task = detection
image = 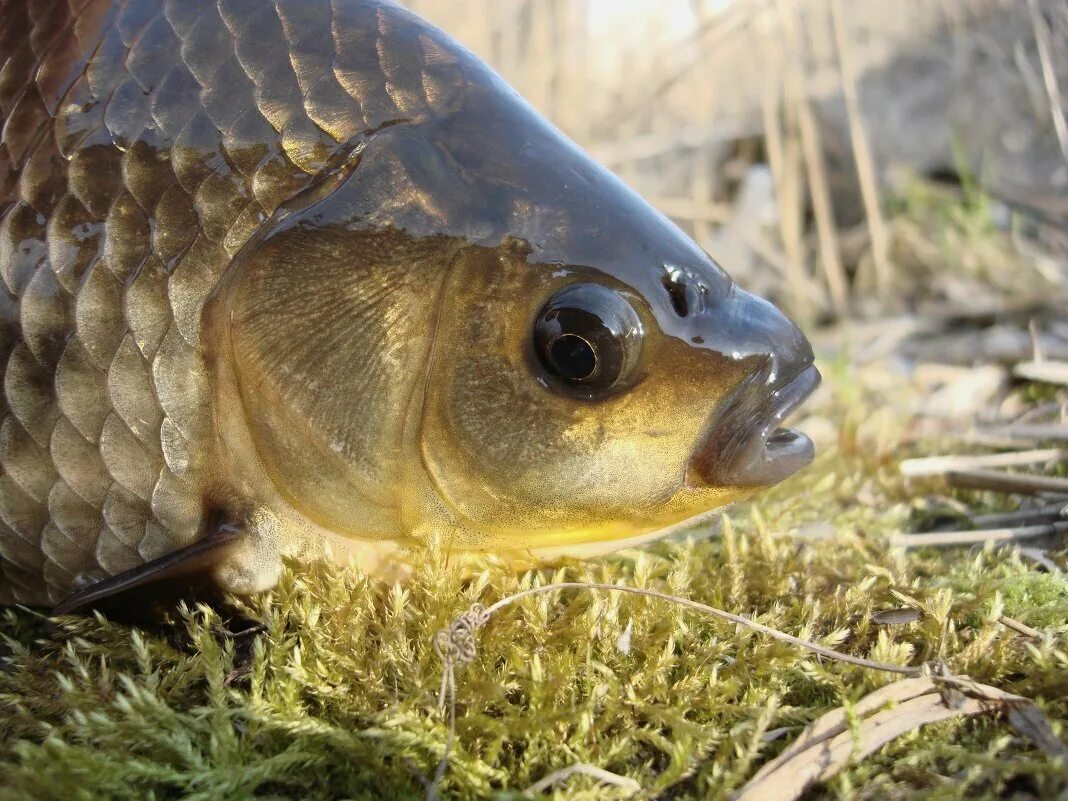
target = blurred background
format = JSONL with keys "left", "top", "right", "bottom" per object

{"left": 401, "top": 0, "right": 1068, "bottom": 332}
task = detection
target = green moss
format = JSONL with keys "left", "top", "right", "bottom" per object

{"left": 2, "top": 367, "right": 1066, "bottom": 800}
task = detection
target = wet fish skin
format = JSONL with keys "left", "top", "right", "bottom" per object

{"left": 0, "top": 0, "right": 480, "bottom": 606}
{"left": 0, "top": 0, "right": 819, "bottom": 611}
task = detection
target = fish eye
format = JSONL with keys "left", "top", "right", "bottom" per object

{"left": 533, "top": 283, "right": 643, "bottom": 398}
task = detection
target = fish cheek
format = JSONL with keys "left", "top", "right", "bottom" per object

{"left": 418, "top": 251, "right": 748, "bottom": 544}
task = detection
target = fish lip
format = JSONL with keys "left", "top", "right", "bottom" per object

{"left": 690, "top": 363, "right": 821, "bottom": 488}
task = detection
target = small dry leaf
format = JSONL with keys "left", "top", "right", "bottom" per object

{"left": 873, "top": 608, "right": 922, "bottom": 625}
{"left": 616, "top": 620, "right": 633, "bottom": 655}
{"left": 733, "top": 675, "right": 1068, "bottom": 801}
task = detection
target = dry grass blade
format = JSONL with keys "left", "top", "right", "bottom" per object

{"left": 522, "top": 763, "right": 641, "bottom": 798}
{"left": 1008, "top": 707, "right": 1068, "bottom": 759}
{"left": 890, "top": 520, "right": 1068, "bottom": 548}
{"left": 734, "top": 682, "right": 977, "bottom": 801}
{"left": 735, "top": 675, "right": 1066, "bottom": 801}
{"left": 829, "top": 0, "right": 891, "bottom": 294}
{"left": 1015, "top": 360, "right": 1068, "bottom": 386}
{"left": 900, "top": 449, "right": 1065, "bottom": 478}
{"left": 746, "top": 677, "right": 937, "bottom": 781}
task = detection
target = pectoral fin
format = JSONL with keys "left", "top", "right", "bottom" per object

{"left": 53, "top": 522, "right": 245, "bottom": 616}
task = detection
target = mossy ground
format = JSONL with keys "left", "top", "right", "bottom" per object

{"left": 1, "top": 358, "right": 1065, "bottom": 801}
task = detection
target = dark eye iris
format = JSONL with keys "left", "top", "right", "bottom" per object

{"left": 533, "top": 283, "right": 643, "bottom": 398}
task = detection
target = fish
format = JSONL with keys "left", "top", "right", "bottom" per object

{"left": 0, "top": 0, "right": 820, "bottom": 613}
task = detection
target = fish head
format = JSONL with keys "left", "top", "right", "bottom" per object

{"left": 413, "top": 104, "right": 821, "bottom": 555}
{"left": 215, "top": 41, "right": 820, "bottom": 560}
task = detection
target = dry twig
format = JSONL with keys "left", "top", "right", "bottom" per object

{"left": 891, "top": 520, "right": 1068, "bottom": 548}
{"left": 944, "top": 469, "right": 1068, "bottom": 496}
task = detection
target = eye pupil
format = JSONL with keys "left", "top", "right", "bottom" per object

{"left": 549, "top": 334, "right": 597, "bottom": 380}
{"left": 533, "top": 282, "right": 643, "bottom": 398}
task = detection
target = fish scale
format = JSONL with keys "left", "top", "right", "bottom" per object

{"left": 0, "top": 0, "right": 459, "bottom": 605}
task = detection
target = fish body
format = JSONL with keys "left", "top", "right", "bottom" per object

{"left": 0, "top": 0, "right": 818, "bottom": 610}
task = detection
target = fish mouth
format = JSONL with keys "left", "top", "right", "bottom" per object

{"left": 690, "top": 363, "right": 821, "bottom": 488}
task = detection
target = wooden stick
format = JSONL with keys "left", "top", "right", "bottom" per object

{"left": 945, "top": 469, "right": 1068, "bottom": 496}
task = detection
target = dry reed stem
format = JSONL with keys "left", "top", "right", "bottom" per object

{"left": 1027, "top": 0, "right": 1068, "bottom": 165}
{"left": 776, "top": 0, "right": 849, "bottom": 315}
{"left": 828, "top": 0, "right": 891, "bottom": 295}
{"left": 758, "top": 26, "right": 812, "bottom": 320}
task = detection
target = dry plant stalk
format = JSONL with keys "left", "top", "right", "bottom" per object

{"left": 1027, "top": 0, "right": 1068, "bottom": 164}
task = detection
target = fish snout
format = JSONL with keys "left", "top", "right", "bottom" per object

{"left": 729, "top": 288, "right": 814, "bottom": 388}
{"left": 690, "top": 288, "right": 821, "bottom": 488}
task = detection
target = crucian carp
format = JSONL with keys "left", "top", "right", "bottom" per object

{"left": 0, "top": 0, "right": 819, "bottom": 612}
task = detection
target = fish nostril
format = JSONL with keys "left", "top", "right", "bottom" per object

{"left": 661, "top": 266, "right": 714, "bottom": 319}
{"left": 661, "top": 272, "right": 690, "bottom": 318}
